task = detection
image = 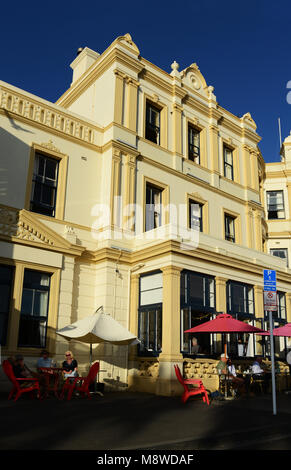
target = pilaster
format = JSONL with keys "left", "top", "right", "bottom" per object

{"left": 114, "top": 70, "right": 125, "bottom": 125}
{"left": 156, "top": 266, "right": 183, "bottom": 396}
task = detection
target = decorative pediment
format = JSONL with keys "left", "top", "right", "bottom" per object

{"left": 0, "top": 206, "right": 84, "bottom": 255}
{"left": 115, "top": 33, "right": 140, "bottom": 55}
{"left": 241, "top": 112, "right": 257, "bottom": 131}
{"left": 180, "top": 63, "right": 208, "bottom": 94}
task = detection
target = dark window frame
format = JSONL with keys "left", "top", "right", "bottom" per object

{"left": 188, "top": 199, "right": 203, "bottom": 232}
{"left": 223, "top": 145, "right": 234, "bottom": 181}
{"left": 225, "top": 213, "right": 236, "bottom": 243}
{"left": 18, "top": 269, "right": 51, "bottom": 348}
{"left": 270, "top": 248, "right": 288, "bottom": 267}
{"left": 145, "top": 101, "right": 161, "bottom": 145}
{"left": 145, "top": 183, "right": 163, "bottom": 232}
{"left": 30, "top": 152, "right": 59, "bottom": 217}
{"left": 188, "top": 125, "right": 200, "bottom": 163}
{"left": 181, "top": 270, "right": 216, "bottom": 357}
{"left": 267, "top": 190, "right": 285, "bottom": 220}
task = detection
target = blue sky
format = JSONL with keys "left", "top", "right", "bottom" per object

{"left": 1, "top": 0, "right": 291, "bottom": 163}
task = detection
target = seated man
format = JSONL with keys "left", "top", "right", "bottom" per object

{"left": 37, "top": 350, "right": 54, "bottom": 371}
{"left": 251, "top": 356, "right": 270, "bottom": 393}
{"left": 13, "top": 355, "right": 39, "bottom": 388}
{"left": 216, "top": 354, "right": 245, "bottom": 396}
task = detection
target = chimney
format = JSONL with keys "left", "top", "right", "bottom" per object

{"left": 70, "top": 47, "right": 100, "bottom": 84}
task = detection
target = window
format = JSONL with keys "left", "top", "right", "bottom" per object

{"left": 188, "top": 125, "right": 200, "bottom": 163}
{"left": 138, "top": 272, "right": 163, "bottom": 356}
{"left": 145, "top": 183, "right": 162, "bottom": 231}
{"left": 189, "top": 200, "right": 203, "bottom": 232}
{"left": 181, "top": 271, "right": 215, "bottom": 356}
{"left": 18, "top": 269, "right": 51, "bottom": 348}
{"left": 145, "top": 102, "right": 160, "bottom": 145}
{"left": 223, "top": 146, "right": 234, "bottom": 180}
{"left": 227, "top": 281, "right": 255, "bottom": 357}
{"left": 267, "top": 191, "right": 285, "bottom": 219}
{"left": 277, "top": 292, "right": 287, "bottom": 321}
{"left": 227, "top": 281, "right": 254, "bottom": 317}
{"left": 225, "top": 214, "right": 235, "bottom": 243}
{"left": 270, "top": 248, "right": 288, "bottom": 267}
{"left": 30, "top": 152, "right": 59, "bottom": 217}
{"left": 0, "top": 265, "right": 14, "bottom": 346}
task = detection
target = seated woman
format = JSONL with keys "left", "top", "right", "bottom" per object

{"left": 62, "top": 351, "right": 78, "bottom": 380}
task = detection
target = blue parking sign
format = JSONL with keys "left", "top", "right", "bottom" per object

{"left": 263, "top": 269, "right": 277, "bottom": 291}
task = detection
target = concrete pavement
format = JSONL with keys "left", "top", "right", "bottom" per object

{"left": 1, "top": 390, "right": 291, "bottom": 452}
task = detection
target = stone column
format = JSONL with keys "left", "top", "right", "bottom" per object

{"left": 110, "top": 149, "right": 122, "bottom": 227}
{"left": 123, "top": 153, "right": 137, "bottom": 232}
{"left": 128, "top": 273, "right": 140, "bottom": 389}
{"left": 156, "top": 266, "right": 183, "bottom": 396}
{"left": 114, "top": 70, "right": 125, "bottom": 125}
{"left": 215, "top": 276, "right": 227, "bottom": 312}
{"left": 286, "top": 293, "right": 291, "bottom": 323}
{"left": 126, "top": 77, "right": 139, "bottom": 132}
{"left": 209, "top": 125, "right": 219, "bottom": 174}
{"left": 243, "top": 145, "right": 252, "bottom": 189}
{"left": 6, "top": 264, "right": 24, "bottom": 350}
{"left": 172, "top": 103, "right": 183, "bottom": 156}
{"left": 254, "top": 210, "right": 263, "bottom": 252}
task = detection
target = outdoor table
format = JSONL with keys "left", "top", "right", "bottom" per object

{"left": 217, "top": 372, "right": 235, "bottom": 399}
{"left": 39, "top": 367, "right": 63, "bottom": 399}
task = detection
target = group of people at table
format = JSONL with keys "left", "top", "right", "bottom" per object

{"left": 216, "top": 353, "right": 271, "bottom": 397}
{"left": 9, "top": 349, "right": 79, "bottom": 394}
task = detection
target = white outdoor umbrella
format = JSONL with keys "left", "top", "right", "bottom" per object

{"left": 56, "top": 306, "right": 140, "bottom": 364}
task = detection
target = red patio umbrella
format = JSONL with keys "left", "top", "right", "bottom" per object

{"left": 257, "top": 323, "right": 291, "bottom": 337}
{"left": 184, "top": 312, "right": 266, "bottom": 357}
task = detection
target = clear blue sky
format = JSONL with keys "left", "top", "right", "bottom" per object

{"left": 1, "top": 0, "right": 291, "bottom": 163}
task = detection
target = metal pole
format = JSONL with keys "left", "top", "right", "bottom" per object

{"left": 269, "top": 310, "right": 277, "bottom": 415}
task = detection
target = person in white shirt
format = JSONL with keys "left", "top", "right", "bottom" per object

{"left": 226, "top": 358, "right": 246, "bottom": 395}
{"left": 251, "top": 356, "right": 265, "bottom": 375}
{"left": 251, "top": 356, "right": 270, "bottom": 393}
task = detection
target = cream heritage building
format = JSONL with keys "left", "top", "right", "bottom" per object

{"left": 0, "top": 33, "right": 291, "bottom": 395}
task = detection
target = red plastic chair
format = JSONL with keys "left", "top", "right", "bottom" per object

{"left": 60, "top": 361, "right": 100, "bottom": 400}
{"left": 2, "top": 360, "right": 40, "bottom": 402}
{"left": 174, "top": 364, "right": 209, "bottom": 405}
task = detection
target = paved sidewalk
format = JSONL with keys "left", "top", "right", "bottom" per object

{"left": 1, "top": 390, "right": 291, "bottom": 451}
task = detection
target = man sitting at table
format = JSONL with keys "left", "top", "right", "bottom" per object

{"left": 37, "top": 350, "right": 54, "bottom": 371}
{"left": 216, "top": 354, "right": 245, "bottom": 396}
{"left": 251, "top": 356, "right": 270, "bottom": 393}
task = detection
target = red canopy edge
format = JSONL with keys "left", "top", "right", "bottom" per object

{"left": 184, "top": 313, "right": 267, "bottom": 334}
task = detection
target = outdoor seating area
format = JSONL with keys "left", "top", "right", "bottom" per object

{"left": 2, "top": 358, "right": 102, "bottom": 402}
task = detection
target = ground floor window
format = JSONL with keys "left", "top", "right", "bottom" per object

{"left": 138, "top": 271, "right": 163, "bottom": 356}
{"left": 181, "top": 270, "right": 216, "bottom": 356}
{"left": 138, "top": 306, "right": 162, "bottom": 356}
{"left": 18, "top": 269, "right": 51, "bottom": 348}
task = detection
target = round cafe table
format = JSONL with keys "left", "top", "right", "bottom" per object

{"left": 39, "top": 367, "right": 63, "bottom": 399}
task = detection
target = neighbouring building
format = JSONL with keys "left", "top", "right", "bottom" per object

{"left": 0, "top": 33, "right": 290, "bottom": 395}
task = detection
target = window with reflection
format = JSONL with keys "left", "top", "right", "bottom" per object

{"left": 30, "top": 152, "right": 59, "bottom": 217}
{"left": 181, "top": 271, "right": 216, "bottom": 356}
{"left": 18, "top": 269, "right": 51, "bottom": 348}
{"left": 138, "top": 272, "right": 162, "bottom": 356}
{"left": 227, "top": 281, "right": 256, "bottom": 357}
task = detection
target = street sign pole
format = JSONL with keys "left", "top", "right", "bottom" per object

{"left": 269, "top": 310, "right": 277, "bottom": 416}
{"left": 263, "top": 269, "right": 277, "bottom": 416}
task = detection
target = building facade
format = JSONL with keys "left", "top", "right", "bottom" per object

{"left": 0, "top": 33, "right": 290, "bottom": 395}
